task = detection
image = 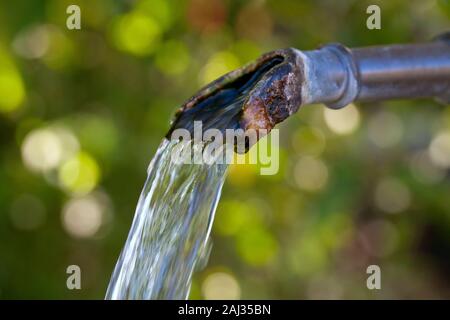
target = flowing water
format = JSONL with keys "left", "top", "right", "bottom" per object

{"left": 106, "top": 56, "right": 283, "bottom": 300}
{"left": 106, "top": 139, "right": 228, "bottom": 299}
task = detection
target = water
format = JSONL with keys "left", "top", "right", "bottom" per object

{"left": 106, "top": 139, "right": 228, "bottom": 299}
{"left": 106, "top": 55, "right": 283, "bottom": 300}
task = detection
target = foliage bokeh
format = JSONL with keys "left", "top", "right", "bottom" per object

{"left": 0, "top": 0, "right": 449, "bottom": 299}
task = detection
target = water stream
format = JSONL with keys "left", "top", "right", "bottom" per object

{"left": 106, "top": 56, "right": 284, "bottom": 300}
{"left": 106, "top": 139, "right": 228, "bottom": 299}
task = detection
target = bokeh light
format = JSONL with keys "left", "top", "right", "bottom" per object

{"left": 323, "top": 104, "right": 360, "bottom": 135}
{"left": 186, "top": 0, "right": 227, "bottom": 34}
{"left": 215, "top": 200, "right": 261, "bottom": 236}
{"left": 428, "top": 130, "right": 450, "bottom": 168}
{"left": 227, "top": 162, "right": 257, "bottom": 188}
{"left": 12, "top": 25, "right": 50, "bottom": 60}
{"left": 75, "top": 114, "right": 118, "bottom": 159}
{"left": 62, "top": 194, "right": 105, "bottom": 239}
{"left": 374, "top": 177, "right": 411, "bottom": 214}
{"left": 40, "top": 25, "right": 76, "bottom": 70}
{"left": 294, "top": 156, "right": 328, "bottom": 192}
{"left": 136, "top": 0, "right": 173, "bottom": 31}
{"left": 200, "top": 51, "right": 240, "bottom": 85}
{"left": 112, "top": 11, "right": 161, "bottom": 56}
{"left": 409, "top": 150, "right": 446, "bottom": 185}
{"left": 368, "top": 111, "right": 403, "bottom": 148}
{"left": 154, "top": 40, "right": 190, "bottom": 76}
{"left": 21, "top": 126, "right": 79, "bottom": 173}
{"left": 202, "top": 272, "right": 241, "bottom": 300}
{"left": 22, "top": 128, "right": 62, "bottom": 172}
{"left": 0, "top": 46, "right": 25, "bottom": 113}
{"left": 236, "top": 226, "right": 278, "bottom": 266}
{"left": 58, "top": 151, "right": 100, "bottom": 195}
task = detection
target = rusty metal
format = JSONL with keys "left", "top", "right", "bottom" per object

{"left": 239, "top": 49, "right": 303, "bottom": 133}
{"left": 167, "top": 33, "right": 450, "bottom": 152}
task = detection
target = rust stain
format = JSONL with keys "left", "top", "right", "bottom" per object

{"left": 241, "top": 49, "right": 303, "bottom": 136}
{"left": 167, "top": 48, "right": 304, "bottom": 152}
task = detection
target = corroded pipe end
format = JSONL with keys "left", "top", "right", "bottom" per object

{"left": 166, "top": 48, "right": 304, "bottom": 152}
{"left": 239, "top": 48, "right": 303, "bottom": 134}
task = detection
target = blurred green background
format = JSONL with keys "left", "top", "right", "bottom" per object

{"left": 0, "top": 0, "right": 449, "bottom": 299}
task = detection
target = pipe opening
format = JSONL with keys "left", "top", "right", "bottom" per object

{"left": 166, "top": 56, "right": 284, "bottom": 138}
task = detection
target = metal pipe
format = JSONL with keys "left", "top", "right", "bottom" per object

{"left": 353, "top": 41, "right": 450, "bottom": 103}
{"left": 168, "top": 33, "right": 450, "bottom": 150}
{"left": 297, "top": 35, "right": 450, "bottom": 109}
